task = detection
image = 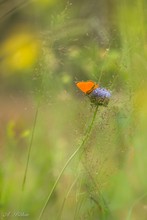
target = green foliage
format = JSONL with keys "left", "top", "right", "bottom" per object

{"left": 1, "top": 0, "right": 147, "bottom": 219}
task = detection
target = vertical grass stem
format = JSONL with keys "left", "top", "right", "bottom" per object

{"left": 38, "top": 105, "right": 99, "bottom": 219}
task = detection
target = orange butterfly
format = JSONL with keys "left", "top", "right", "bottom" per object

{"left": 76, "top": 80, "right": 99, "bottom": 94}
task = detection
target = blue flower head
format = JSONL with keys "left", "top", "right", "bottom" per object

{"left": 88, "top": 87, "right": 111, "bottom": 106}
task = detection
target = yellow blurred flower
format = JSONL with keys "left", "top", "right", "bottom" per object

{"left": 134, "top": 88, "right": 147, "bottom": 111}
{"left": 133, "top": 88, "right": 147, "bottom": 123}
{"left": 35, "top": 0, "right": 57, "bottom": 8}
{"left": 1, "top": 28, "right": 41, "bottom": 72}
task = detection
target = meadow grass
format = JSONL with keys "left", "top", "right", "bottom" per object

{"left": 1, "top": 0, "right": 147, "bottom": 220}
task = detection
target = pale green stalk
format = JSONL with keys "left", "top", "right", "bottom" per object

{"left": 126, "top": 192, "right": 147, "bottom": 220}
{"left": 38, "top": 105, "right": 99, "bottom": 220}
{"left": 22, "top": 103, "right": 40, "bottom": 191}
{"left": 57, "top": 177, "right": 78, "bottom": 220}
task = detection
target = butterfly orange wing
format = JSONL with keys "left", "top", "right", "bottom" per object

{"left": 76, "top": 81, "right": 99, "bottom": 94}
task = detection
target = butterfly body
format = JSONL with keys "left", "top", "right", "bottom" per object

{"left": 76, "top": 80, "right": 111, "bottom": 106}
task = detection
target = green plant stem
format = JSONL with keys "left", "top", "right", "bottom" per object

{"left": 57, "top": 177, "right": 78, "bottom": 220}
{"left": 22, "top": 104, "right": 39, "bottom": 191}
{"left": 38, "top": 105, "right": 99, "bottom": 220}
{"left": 126, "top": 192, "right": 147, "bottom": 220}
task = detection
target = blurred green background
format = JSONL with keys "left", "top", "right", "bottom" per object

{"left": 0, "top": 0, "right": 147, "bottom": 219}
